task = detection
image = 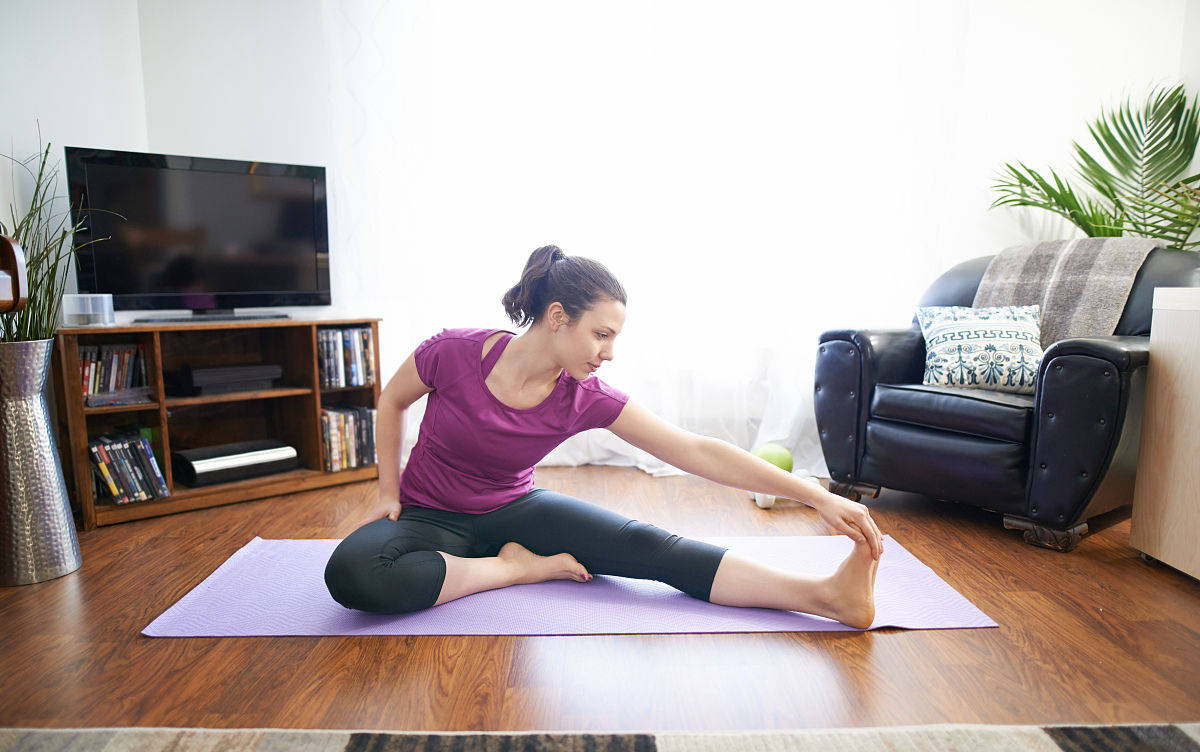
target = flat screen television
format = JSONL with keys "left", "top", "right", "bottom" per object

{"left": 64, "top": 146, "right": 330, "bottom": 321}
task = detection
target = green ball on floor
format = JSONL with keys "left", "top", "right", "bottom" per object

{"left": 753, "top": 442, "right": 793, "bottom": 472}
{"left": 751, "top": 442, "right": 793, "bottom": 509}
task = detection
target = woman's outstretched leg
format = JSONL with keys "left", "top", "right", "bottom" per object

{"left": 433, "top": 543, "right": 591, "bottom": 606}
{"left": 474, "top": 487, "right": 881, "bottom": 629}
{"left": 708, "top": 539, "right": 880, "bottom": 628}
{"left": 472, "top": 488, "right": 728, "bottom": 603}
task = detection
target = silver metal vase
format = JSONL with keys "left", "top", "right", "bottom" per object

{"left": 0, "top": 338, "right": 82, "bottom": 586}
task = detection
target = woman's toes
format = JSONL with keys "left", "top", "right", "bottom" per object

{"left": 572, "top": 563, "right": 591, "bottom": 582}
{"left": 572, "top": 562, "right": 590, "bottom": 581}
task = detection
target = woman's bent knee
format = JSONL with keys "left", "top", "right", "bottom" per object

{"left": 324, "top": 544, "right": 447, "bottom": 614}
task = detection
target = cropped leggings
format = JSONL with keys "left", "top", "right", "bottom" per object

{"left": 323, "top": 487, "right": 730, "bottom": 614}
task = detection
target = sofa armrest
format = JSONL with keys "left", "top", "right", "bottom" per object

{"left": 1040, "top": 335, "right": 1150, "bottom": 373}
{"left": 818, "top": 328, "right": 927, "bottom": 385}
{"left": 815, "top": 328, "right": 925, "bottom": 482}
{"left": 1026, "top": 335, "right": 1149, "bottom": 525}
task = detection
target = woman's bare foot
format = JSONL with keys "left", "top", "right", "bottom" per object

{"left": 498, "top": 541, "right": 592, "bottom": 584}
{"left": 818, "top": 539, "right": 881, "bottom": 629}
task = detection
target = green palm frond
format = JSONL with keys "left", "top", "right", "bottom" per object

{"left": 991, "top": 84, "right": 1200, "bottom": 251}
{"left": 1119, "top": 173, "right": 1200, "bottom": 250}
{"left": 991, "top": 162, "right": 1123, "bottom": 237}
{"left": 1073, "top": 84, "right": 1200, "bottom": 227}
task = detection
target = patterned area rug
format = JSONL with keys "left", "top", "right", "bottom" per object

{"left": 1, "top": 723, "right": 1198, "bottom": 751}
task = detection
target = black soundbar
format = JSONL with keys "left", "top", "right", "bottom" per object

{"left": 171, "top": 439, "right": 299, "bottom": 487}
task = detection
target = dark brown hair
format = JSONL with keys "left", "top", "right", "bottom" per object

{"left": 501, "top": 245, "right": 627, "bottom": 329}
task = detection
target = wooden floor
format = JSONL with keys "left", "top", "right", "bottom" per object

{"left": 1, "top": 465, "right": 1197, "bottom": 731}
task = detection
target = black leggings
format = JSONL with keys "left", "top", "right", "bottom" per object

{"left": 323, "top": 487, "right": 729, "bottom": 614}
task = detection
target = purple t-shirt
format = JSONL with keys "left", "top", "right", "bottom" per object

{"left": 398, "top": 327, "right": 630, "bottom": 514}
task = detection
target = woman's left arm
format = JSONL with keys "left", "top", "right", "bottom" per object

{"left": 607, "top": 400, "right": 883, "bottom": 559}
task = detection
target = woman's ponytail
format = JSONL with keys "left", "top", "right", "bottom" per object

{"left": 502, "top": 245, "right": 623, "bottom": 328}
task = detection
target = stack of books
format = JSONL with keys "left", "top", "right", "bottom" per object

{"left": 320, "top": 406, "right": 377, "bottom": 471}
{"left": 78, "top": 344, "right": 152, "bottom": 406}
{"left": 89, "top": 431, "right": 169, "bottom": 504}
{"left": 318, "top": 327, "right": 376, "bottom": 388}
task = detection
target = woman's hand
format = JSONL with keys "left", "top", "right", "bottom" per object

{"left": 357, "top": 496, "right": 402, "bottom": 528}
{"left": 812, "top": 489, "right": 884, "bottom": 559}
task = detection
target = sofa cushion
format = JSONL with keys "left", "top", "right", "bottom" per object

{"left": 870, "top": 383, "right": 1034, "bottom": 443}
{"left": 915, "top": 305, "right": 1043, "bottom": 394}
{"left": 859, "top": 419, "right": 1028, "bottom": 515}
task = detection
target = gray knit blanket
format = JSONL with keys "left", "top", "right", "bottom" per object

{"left": 972, "top": 237, "right": 1160, "bottom": 347}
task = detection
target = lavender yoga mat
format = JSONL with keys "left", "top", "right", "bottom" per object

{"left": 141, "top": 534, "right": 996, "bottom": 636}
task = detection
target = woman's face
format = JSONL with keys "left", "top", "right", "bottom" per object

{"left": 553, "top": 299, "right": 626, "bottom": 380}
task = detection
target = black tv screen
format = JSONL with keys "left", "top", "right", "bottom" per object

{"left": 64, "top": 147, "right": 331, "bottom": 313}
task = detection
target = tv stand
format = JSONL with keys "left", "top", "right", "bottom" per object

{"left": 51, "top": 317, "right": 381, "bottom": 530}
{"left": 134, "top": 309, "right": 291, "bottom": 323}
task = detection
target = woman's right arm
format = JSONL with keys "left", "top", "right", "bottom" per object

{"left": 375, "top": 399, "right": 406, "bottom": 503}
{"left": 360, "top": 351, "right": 434, "bottom": 526}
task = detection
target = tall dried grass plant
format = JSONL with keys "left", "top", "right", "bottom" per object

{"left": 1, "top": 134, "right": 112, "bottom": 342}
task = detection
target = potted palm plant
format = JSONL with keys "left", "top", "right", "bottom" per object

{"left": 992, "top": 83, "right": 1200, "bottom": 250}
{"left": 0, "top": 136, "right": 107, "bottom": 585}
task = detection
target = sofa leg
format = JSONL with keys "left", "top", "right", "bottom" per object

{"left": 1002, "top": 515, "right": 1089, "bottom": 552}
{"left": 828, "top": 481, "right": 880, "bottom": 503}
{"left": 827, "top": 481, "right": 860, "bottom": 501}
{"left": 856, "top": 483, "right": 881, "bottom": 499}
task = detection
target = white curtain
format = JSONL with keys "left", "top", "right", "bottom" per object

{"left": 312, "top": 0, "right": 1185, "bottom": 484}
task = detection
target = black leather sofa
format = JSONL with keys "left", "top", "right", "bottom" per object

{"left": 813, "top": 247, "right": 1200, "bottom": 551}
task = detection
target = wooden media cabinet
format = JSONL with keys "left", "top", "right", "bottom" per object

{"left": 50, "top": 317, "right": 381, "bottom": 530}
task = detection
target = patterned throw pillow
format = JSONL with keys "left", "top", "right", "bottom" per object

{"left": 914, "top": 305, "right": 1044, "bottom": 394}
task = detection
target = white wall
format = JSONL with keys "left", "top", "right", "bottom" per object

{"left": 1184, "top": 0, "right": 1200, "bottom": 95}
{"left": 137, "top": 0, "right": 333, "bottom": 169}
{"left": 0, "top": 0, "right": 148, "bottom": 233}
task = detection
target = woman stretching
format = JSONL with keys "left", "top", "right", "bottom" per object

{"left": 324, "top": 246, "right": 884, "bottom": 629}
